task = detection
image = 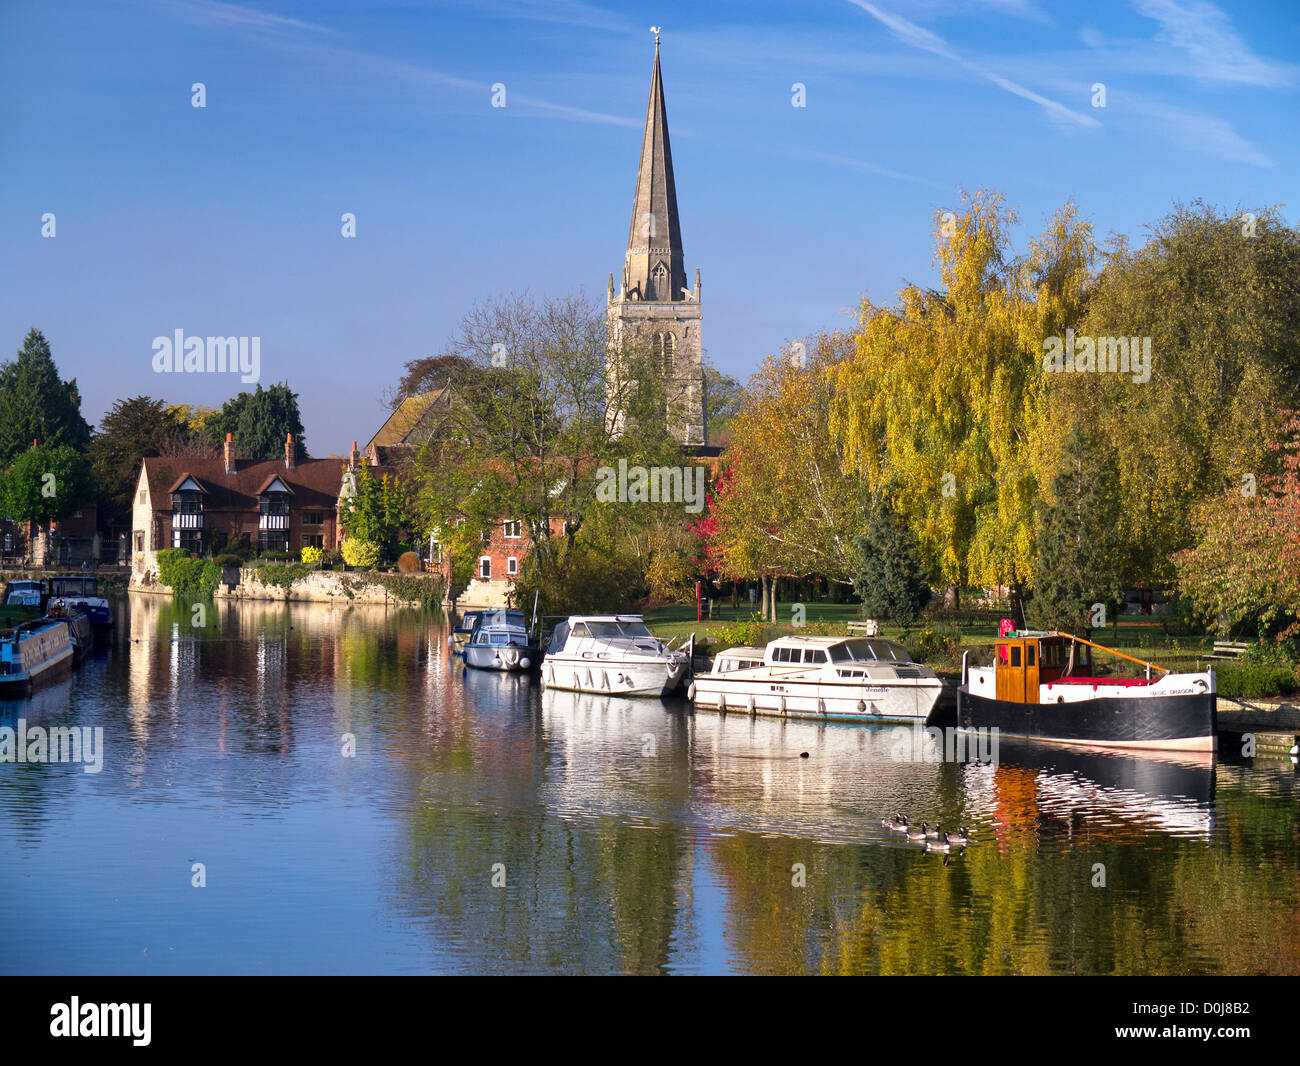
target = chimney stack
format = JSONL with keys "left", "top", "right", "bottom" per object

{"left": 224, "top": 433, "right": 235, "bottom": 475}
{"left": 348, "top": 440, "right": 359, "bottom": 470}
{"left": 285, "top": 433, "right": 296, "bottom": 470}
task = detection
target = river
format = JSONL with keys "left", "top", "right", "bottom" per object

{"left": 1, "top": 596, "right": 1296, "bottom": 975}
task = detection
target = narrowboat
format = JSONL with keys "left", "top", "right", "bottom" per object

{"left": 0, "top": 616, "right": 76, "bottom": 698}
{"left": 957, "top": 629, "right": 1216, "bottom": 752}
{"left": 47, "top": 601, "right": 94, "bottom": 664}
{"left": 463, "top": 608, "right": 539, "bottom": 672}
{"left": 689, "top": 635, "right": 943, "bottom": 722}
{"left": 541, "top": 615, "right": 689, "bottom": 696}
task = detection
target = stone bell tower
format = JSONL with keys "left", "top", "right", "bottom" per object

{"left": 606, "top": 33, "right": 706, "bottom": 447}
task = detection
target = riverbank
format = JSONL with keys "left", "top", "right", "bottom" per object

{"left": 130, "top": 567, "right": 443, "bottom": 607}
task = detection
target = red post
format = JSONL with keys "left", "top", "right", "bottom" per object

{"left": 696, "top": 580, "right": 702, "bottom": 622}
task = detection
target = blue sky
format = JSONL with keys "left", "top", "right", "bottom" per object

{"left": 2, "top": 0, "right": 1296, "bottom": 455}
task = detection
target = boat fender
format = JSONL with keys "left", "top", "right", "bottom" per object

{"left": 687, "top": 682, "right": 696, "bottom": 701}
{"left": 779, "top": 695, "right": 787, "bottom": 717}
{"left": 747, "top": 694, "right": 756, "bottom": 716}
{"left": 521, "top": 658, "right": 531, "bottom": 669}
{"left": 857, "top": 699, "right": 866, "bottom": 712}
{"left": 818, "top": 697, "right": 827, "bottom": 717}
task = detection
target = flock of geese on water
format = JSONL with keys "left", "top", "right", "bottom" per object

{"left": 881, "top": 815, "right": 972, "bottom": 855}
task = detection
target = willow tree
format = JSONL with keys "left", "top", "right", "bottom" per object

{"left": 1051, "top": 202, "right": 1300, "bottom": 584}
{"left": 831, "top": 190, "right": 1096, "bottom": 599}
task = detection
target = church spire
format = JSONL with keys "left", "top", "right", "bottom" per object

{"left": 623, "top": 35, "right": 687, "bottom": 304}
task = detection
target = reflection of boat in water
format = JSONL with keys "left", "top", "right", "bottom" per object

{"left": 959, "top": 629, "right": 1216, "bottom": 752}
{"left": 689, "top": 636, "right": 942, "bottom": 723}
{"left": 966, "top": 739, "right": 1216, "bottom": 839}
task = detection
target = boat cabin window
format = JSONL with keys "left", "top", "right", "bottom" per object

{"left": 803, "top": 649, "right": 827, "bottom": 663}
{"left": 1027, "top": 644, "right": 1035, "bottom": 666}
{"left": 615, "top": 620, "right": 653, "bottom": 638}
{"left": 772, "top": 647, "right": 798, "bottom": 663}
{"left": 479, "top": 610, "right": 525, "bottom": 629}
{"left": 1010, "top": 646, "right": 1021, "bottom": 667}
{"left": 571, "top": 622, "right": 592, "bottom": 639}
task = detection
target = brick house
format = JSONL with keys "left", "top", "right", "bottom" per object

{"left": 131, "top": 434, "right": 388, "bottom": 578}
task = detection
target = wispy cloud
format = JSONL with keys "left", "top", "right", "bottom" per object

{"left": 796, "top": 148, "right": 947, "bottom": 191}
{"left": 1132, "top": 0, "right": 1293, "bottom": 88}
{"left": 157, "top": 0, "right": 638, "bottom": 126}
{"left": 845, "top": 0, "right": 1101, "bottom": 129}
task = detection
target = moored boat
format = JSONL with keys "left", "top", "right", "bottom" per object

{"left": 448, "top": 610, "right": 483, "bottom": 653}
{"left": 47, "top": 574, "right": 113, "bottom": 636}
{"left": 957, "top": 628, "right": 1216, "bottom": 752}
{"left": 47, "top": 601, "right": 93, "bottom": 664}
{"left": 0, "top": 616, "right": 76, "bottom": 698}
{"left": 463, "top": 608, "right": 539, "bottom": 672}
{"left": 3, "top": 579, "right": 46, "bottom": 608}
{"left": 541, "top": 615, "right": 688, "bottom": 696}
{"left": 689, "top": 635, "right": 943, "bottom": 722}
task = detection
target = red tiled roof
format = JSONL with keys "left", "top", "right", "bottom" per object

{"left": 141, "top": 456, "right": 390, "bottom": 513}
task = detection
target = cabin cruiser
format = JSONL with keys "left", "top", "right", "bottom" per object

{"left": 957, "top": 629, "right": 1216, "bottom": 752}
{"left": 541, "top": 615, "right": 689, "bottom": 696}
{"left": 47, "top": 574, "right": 113, "bottom": 632}
{"left": 463, "top": 608, "right": 539, "bottom": 672}
{"left": 3, "top": 579, "right": 46, "bottom": 608}
{"left": 689, "top": 635, "right": 942, "bottom": 722}
{"left": 448, "top": 610, "right": 483, "bottom": 653}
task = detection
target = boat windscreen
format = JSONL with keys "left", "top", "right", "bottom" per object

{"left": 480, "top": 611, "right": 525, "bottom": 628}
{"left": 617, "top": 621, "right": 653, "bottom": 638}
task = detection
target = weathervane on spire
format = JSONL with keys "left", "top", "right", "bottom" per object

{"left": 650, "top": 25, "right": 661, "bottom": 46}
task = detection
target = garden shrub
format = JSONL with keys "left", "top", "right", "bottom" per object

{"left": 301, "top": 546, "right": 322, "bottom": 565}
{"left": 397, "top": 551, "right": 420, "bottom": 574}
{"left": 341, "top": 539, "right": 381, "bottom": 570}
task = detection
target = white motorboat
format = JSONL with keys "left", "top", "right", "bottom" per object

{"left": 463, "top": 608, "right": 539, "bottom": 672}
{"left": 540, "top": 615, "right": 689, "bottom": 696}
{"left": 688, "top": 635, "right": 942, "bottom": 722}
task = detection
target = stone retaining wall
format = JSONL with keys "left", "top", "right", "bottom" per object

{"left": 130, "top": 568, "right": 439, "bottom": 606}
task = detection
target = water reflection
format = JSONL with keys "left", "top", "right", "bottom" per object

{"left": 0, "top": 597, "right": 1295, "bottom": 975}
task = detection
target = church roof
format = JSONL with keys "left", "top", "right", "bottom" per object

{"left": 366, "top": 389, "right": 448, "bottom": 451}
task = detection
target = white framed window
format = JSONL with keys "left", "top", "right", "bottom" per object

{"left": 479, "top": 556, "right": 491, "bottom": 579}
{"left": 503, "top": 519, "right": 522, "bottom": 539}
{"left": 507, "top": 556, "right": 518, "bottom": 575}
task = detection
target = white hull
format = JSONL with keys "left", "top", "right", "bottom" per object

{"left": 542, "top": 656, "right": 686, "bottom": 697}
{"left": 690, "top": 675, "right": 942, "bottom": 722}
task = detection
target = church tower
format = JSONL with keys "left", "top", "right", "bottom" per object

{"left": 607, "top": 34, "right": 706, "bottom": 447}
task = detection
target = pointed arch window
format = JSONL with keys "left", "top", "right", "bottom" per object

{"left": 651, "top": 261, "right": 668, "bottom": 300}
